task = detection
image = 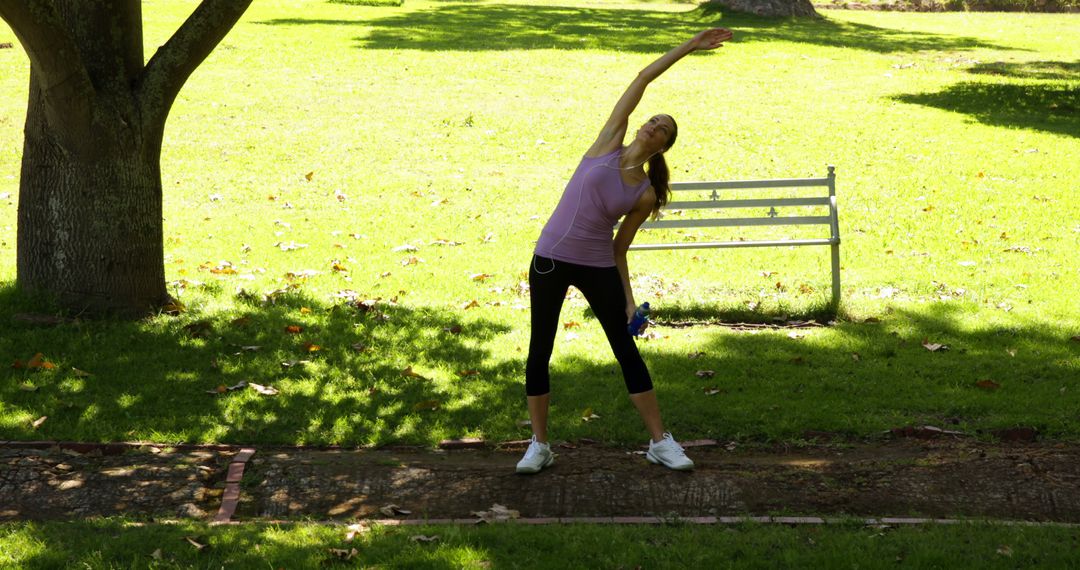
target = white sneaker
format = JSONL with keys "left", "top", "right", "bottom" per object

{"left": 646, "top": 433, "right": 694, "bottom": 471}
{"left": 515, "top": 436, "right": 554, "bottom": 474}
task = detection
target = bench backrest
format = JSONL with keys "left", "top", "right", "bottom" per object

{"left": 626, "top": 166, "right": 839, "bottom": 249}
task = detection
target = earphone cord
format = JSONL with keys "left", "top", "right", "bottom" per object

{"left": 532, "top": 151, "right": 654, "bottom": 276}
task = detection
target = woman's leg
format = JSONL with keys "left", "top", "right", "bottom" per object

{"left": 525, "top": 256, "right": 570, "bottom": 443}
{"left": 575, "top": 266, "right": 665, "bottom": 441}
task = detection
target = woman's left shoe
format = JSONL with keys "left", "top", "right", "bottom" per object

{"left": 646, "top": 433, "right": 694, "bottom": 470}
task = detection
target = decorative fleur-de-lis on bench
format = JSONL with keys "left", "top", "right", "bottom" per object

{"left": 767, "top": 207, "right": 779, "bottom": 218}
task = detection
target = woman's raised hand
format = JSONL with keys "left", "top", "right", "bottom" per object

{"left": 689, "top": 28, "right": 734, "bottom": 51}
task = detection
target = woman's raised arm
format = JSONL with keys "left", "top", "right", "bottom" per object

{"left": 585, "top": 28, "right": 733, "bottom": 157}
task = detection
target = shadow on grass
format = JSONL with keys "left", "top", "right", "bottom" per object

{"left": 894, "top": 81, "right": 1080, "bottom": 138}
{"left": 541, "top": 301, "right": 1080, "bottom": 443}
{"left": 967, "top": 60, "right": 1080, "bottom": 81}
{"left": 256, "top": 4, "right": 1013, "bottom": 54}
{"left": 3, "top": 282, "right": 1078, "bottom": 445}
{"left": 0, "top": 282, "right": 520, "bottom": 446}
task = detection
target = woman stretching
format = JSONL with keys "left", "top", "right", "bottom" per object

{"left": 517, "top": 28, "right": 734, "bottom": 474}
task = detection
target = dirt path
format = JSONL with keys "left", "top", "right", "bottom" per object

{"left": 4, "top": 439, "right": 1080, "bottom": 523}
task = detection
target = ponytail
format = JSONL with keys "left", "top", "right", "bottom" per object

{"left": 646, "top": 114, "right": 677, "bottom": 220}
{"left": 646, "top": 154, "right": 670, "bottom": 220}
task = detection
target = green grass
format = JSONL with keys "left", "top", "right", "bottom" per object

{"left": 3, "top": 519, "right": 1080, "bottom": 569}
{"left": 1, "top": 1, "right": 1078, "bottom": 447}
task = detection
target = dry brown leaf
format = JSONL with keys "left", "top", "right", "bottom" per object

{"left": 704, "top": 387, "right": 721, "bottom": 396}
{"left": 413, "top": 400, "right": 440, "bottom": 411}
{"left": 457, "top": 370, "right": 480, "bottom": 377}
{"left": 471, "top": 273, "right": 492, "bottom": 282}
{"left": 31, "top": 416, "right": 47, "bottom": 429}
{"left": 563, "top": 321, "right": 581, "bottom": 329}
{"left": 27, "top": 353, "right": 56, "bottom": 370}
{"left": 443, "top": 325, "right": 463, "bottom": 334}
{"left": 401, "top": 366, "right": 426, "bottom": 379}
{"left": 688, "top": 351, "right": 705, "bottom": 359}
{"left": 461, "top": 300, "right": 480, "bottom": 310}
{"left": 695, "top": 370, "right": 715, "bottom": 378}
{"left": 303, "top": 342, "right": 321, "bottom": 352}
{"left": 284, "top": 325, "right": 303, "bottom": 334}
{"left": 975, "top": 379, "right": 1001, "bottom": 391}
{"left": 304, "top": 171, "right": 314, "bottom": 181}
{"left": 581, "top": 408, "right": 600, "bottom": 422}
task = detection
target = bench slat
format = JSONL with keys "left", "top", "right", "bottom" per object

{"left": 640, "top": 216, "right": 833, "bottom": 230}
{"left": 671, "top": 178, "right": 830, "bottom": 191}
{"left": 630, "top": 238, "right": 838, "bottom": 251}
{"left": 667, "top": 197, "right": 832, "bottom": 210}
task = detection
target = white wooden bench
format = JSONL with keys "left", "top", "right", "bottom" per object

{"left": 623, "top": 166, "right": 841, "bottom": 306}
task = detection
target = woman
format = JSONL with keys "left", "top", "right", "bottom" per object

{"left": 517, "top": 28, "right": 734, "bottom": 474}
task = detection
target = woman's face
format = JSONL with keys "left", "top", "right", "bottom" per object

{"left": 636, "top": 115, "right": 676, "bottom": 153}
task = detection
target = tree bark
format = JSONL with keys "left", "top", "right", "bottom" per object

{"left": 0, "top": 0, "right": 252, "bottom": 317}
{"left": 705, "top": 0, "right": 819, "bottom": 17}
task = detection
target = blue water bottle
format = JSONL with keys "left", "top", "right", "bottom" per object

{"left": 628, "top": 302, "right": 650, "bottom": 337}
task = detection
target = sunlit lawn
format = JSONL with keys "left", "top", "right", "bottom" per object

{"left": 0, "top": 0, "right": 1077, "bottom": 447}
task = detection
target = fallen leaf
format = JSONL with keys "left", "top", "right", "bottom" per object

{"left": 393, "top": 244, "right": 419, "bottom": 253}
{"left": 71, "top": 367, "right": 93, "bottom": 377}
{"left": 413, "top": 400, "right": 440, "bottom": 411}
{"left": 851, "top": 353, "right": 861, "bottom": 362}
{"left": 327, "top": 548, "right": 358, "bottom": 561}
{"left": 457, "top": 370, "right": 480, "bottom": 377}
{"left": 688, "top": 351, "right": 705, "bottom": 359}
{"left": 303, "top": 342, "right": 321, "bottom": 352}
{"left": 581, "top": 408, "right": 600, "bottom": 422}
{"left": 411, "top": 535, "right": 440, "bottom": 543}
{"left": 240, "top": 346, "right": 261, "bottom": 352}
{"left": 250, "top": 383, "right": 279, "bottom": 396}
{"left": 31, "top": 416, "right": 47, "bottom": 429}
{"left": 704, "top": 387, "right": 721, "bottom": 396}
{"left": 304, "top": 171, "right": 314, "bottom": 181}
{"left": 351, "top": 342, "right": 369, "bottom": 352}
{"left": 1070, "top": 336, "right": 1080, "bottom": 343}
{"left": 19, "top": 383, "right": 38, "bottom": 392}
{"left": 563, "top": 321, "right": 581, "bottom": 329}
{"left": 183, "top": 537, "right": 208, "bottom": 551}
{"left": 27, "top": 353, "right": 57, "bottom": 370}
{"left": 401, "top": 366, "right": 426, "bottom": 379}
{"left": 997, "top": 545, "right": 1013, "bottom": 557}
{"left": 975, "top": 379, "right": 1001, "bottom": 391}
{"left": 695, "top": 370, "right": 715, "bottom": 378}
{"left": 461, "top": 300, "right": 480, "bottom": 310}
{"left": 284, "top": 325, "right": 303, "bottom": 334}
{"left": 150, "top": 548, "right": 163, "bottom": 560}
{"left": 345, "top": 522, "right": 369, "bottom": 541}
{"left": 443, "top": 325, "right": 463, "bottom": 334}
{"left": 921, "top": 338, "right": 949, "bottom": 352}
{"left": 470, "top": 273, "right": 492, "bottom": 282}
{"left": 472, "top": 504, "right": 519, "bottom": 523}
{"left": 379, "top": 504, "right": 412, "bottom": 517}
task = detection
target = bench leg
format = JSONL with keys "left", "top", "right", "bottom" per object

{"left": 830, "top": 243, "right": 841, "bottom": 309}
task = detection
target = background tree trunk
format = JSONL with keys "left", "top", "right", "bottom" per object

{"left": 705, "top": 0, "right": 819, "bottom": 17}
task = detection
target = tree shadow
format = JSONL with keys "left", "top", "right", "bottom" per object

{"left": 255, "top": 3, "right": 1014, "bottom": 54}
{"left": 893, "top": 81, "right": 1080, "bottom": 138}
{"left": 539, "top": 301, "right": 1079, "bottom": 442}
{"left": 0, "top": 281, "right": 521, "bottom": 447}
{"left": 967, "top": 60, "right": 1080, "bottom": 81}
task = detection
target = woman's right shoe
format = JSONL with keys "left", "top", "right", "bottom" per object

{"left": 515, "top": 436, "right": 554, "bottom": 474}
{"left": 646, "top": 432, "right": 695, "bottom": 471}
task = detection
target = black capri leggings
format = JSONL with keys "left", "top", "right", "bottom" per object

{"left": 526, "top": 255, "right": 654, "bottom": 396}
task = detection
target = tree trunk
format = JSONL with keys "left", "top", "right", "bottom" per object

{"left": 1, "top": 0, "right": 252, "bottom": 317}
{"left": 705, "top": 0, "right": 819, "bottom": 17}
{"left": 17, "top": 74, "right": 168, "bottom": 315}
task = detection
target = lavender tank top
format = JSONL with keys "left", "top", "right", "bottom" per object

{"left": 534, "top": 147, "right": 652, "bottom": 267}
